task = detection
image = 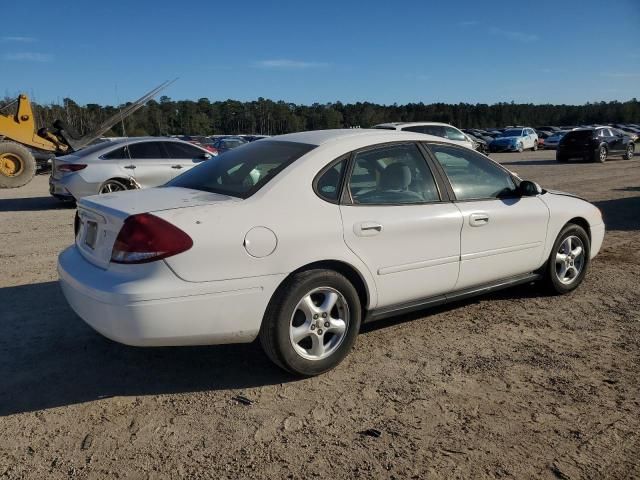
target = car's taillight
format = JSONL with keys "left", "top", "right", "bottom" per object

{"left": 111, "top": 213, "right": 193, "bottom": 264}
{"left": 57, "top": 164, "right": 87, "bottom": 172}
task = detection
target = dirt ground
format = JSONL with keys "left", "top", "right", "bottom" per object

{"left": 1, "top": 150, "right": 639, "bottom": 479}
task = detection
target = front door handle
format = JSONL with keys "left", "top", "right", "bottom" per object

{"left": 469, "top": 213, "right": 489, "bottom": 227}
{"left": 171, "top": 165, "right": 183, "bottom": 169}
{"left": 354, "top": 222, "right": 383, "bottom": 237}
{"left": 124, "top": 165, "right": 136, "bottom": 170}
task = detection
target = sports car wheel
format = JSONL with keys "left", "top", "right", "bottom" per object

{"left": 623, "top": 143, "right": 634, "bottom": 160}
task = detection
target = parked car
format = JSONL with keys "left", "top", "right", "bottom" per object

{"left": 489, "top": 127, "right": 539, "bottom": 152}
{"left": 543, "top": 130, "right": 569, "bottom": 150}
{"left": 241, "top": 135, "right": 271, "bottom": 142}
{"left": 49, "top": 138, "right": 213, "bottom": 200}
{"left": 465, "top": 133, "right": 490, "bottom": 155}
{"left": 536, "top": 126, "right": 561, "bottom": 133}
{"left": 613, "top": 128, "right": 638, "bottom": 143}
{"left": 59, "top": 129, "right": 605, "bottom": 376}
{"left": 211, "top": 136, "right": 248, "bottom": 154}
{"left": 557, "top": 127, "right": 635, "bottom": 162}
{"left": 372, "top": 122, "right": 474, "bottom": 150}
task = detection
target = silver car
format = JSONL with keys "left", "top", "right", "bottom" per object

{"left": 543, "top": 131, "right": 569, "bottom": 150}
{"left": 49, "top": 137, "right": 213, "bottom": 200}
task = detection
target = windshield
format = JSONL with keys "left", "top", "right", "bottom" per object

{"left": 168, "top": 140, "right": 316, "bottom": 198}
{"left": 500, "top": 129, "right": 523, "bottom": 137}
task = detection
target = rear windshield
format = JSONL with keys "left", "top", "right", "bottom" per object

{"left": 563, "top": 130, "right": 594, "bottom": 140}
{"left": 167, "top": 140, "right": 316, "bottom": 198}
{"left": 74, "top": 140, "right": 117, "bottom": 157}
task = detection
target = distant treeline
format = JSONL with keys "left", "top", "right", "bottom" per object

{"left": 9, "top": 96, "right": 640, "bottom": 137}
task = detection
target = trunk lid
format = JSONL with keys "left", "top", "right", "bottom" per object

{"left": 76, "top": 186, "right": 240, "bottom": 269}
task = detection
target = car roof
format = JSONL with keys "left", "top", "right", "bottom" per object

{"left": 373, "top": 121, "right": 454, "bottom": 129}
{"left": 267, "top": 128, "right": 447, "bottom": 147}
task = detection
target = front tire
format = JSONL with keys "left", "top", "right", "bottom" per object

{"left": 517, "top": 143, "right": 524, "bottom": 153}
{"left": 0, "top": 141, "right": 37, "bottom": 188}
{"left": 532, "top": 141, "right": 538, "bottom": 151}
{"left": 544, "top": 224, "right": 590, "bottom": 295}
{"left": 259, "top": 269, "right": 362, "bottom": 376}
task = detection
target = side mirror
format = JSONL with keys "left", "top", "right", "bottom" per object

{"left": 519, "top": 180, "right": 543, "bottom": 196}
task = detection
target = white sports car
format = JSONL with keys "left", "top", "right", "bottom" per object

{"left": 58, "top": 129, "right": 605, "bottom": 375}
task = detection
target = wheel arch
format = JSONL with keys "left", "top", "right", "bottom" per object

{"left": 566, "top": 216, "right": 591, "bottom": 241}
{"left": 283, "top": 260, "right": 372, "bottom": 312}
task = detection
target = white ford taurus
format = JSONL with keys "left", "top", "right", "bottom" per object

{"left": 58, "top": 129, "right": 605, "bottom": 375}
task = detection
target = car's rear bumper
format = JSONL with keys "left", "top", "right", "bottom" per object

{"left": 57, "top": 246, "right": 285, "bottom": 346}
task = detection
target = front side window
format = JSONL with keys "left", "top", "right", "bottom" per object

{"left": 428, "top": 144, "right": 517, "bottom": 200}
{"left": 127, "top": 142, "right": 166, "bottom": 159}
{"left": 420, "top": 125, "right": 447, "bottom": 138}
{"left": 444, "top": 126, "right": 466, "bottom": 141}
{"left": 164, "top": 142, "right": 206, "bottom": 158}
{"left": 168, "top": 140, "right": 315, "bottom": 198}
{"left": 348, "top": 143, "right": 439, "bottom": 205}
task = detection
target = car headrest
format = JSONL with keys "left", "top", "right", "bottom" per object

{"left": 380, "top": 163, "right": 412, "bottom": 190}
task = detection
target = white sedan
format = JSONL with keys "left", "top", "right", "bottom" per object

{"left": 58, "top": 129, "right": 605, "bottom": 376}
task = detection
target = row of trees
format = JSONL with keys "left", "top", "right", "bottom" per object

{"left": 6, "top": 96, "right": 640, "bottom": 137}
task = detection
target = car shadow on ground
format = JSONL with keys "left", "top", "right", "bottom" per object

{"left": 0, "top": 281, "right": 295, "bottom": 416}
{"left": 594, "top": 194, "right": 640, "bottom": 231}
{"left": 0, "top": 196, "right": 74, "bottom": 212}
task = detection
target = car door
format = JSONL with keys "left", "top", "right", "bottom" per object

{"left": 426, "top": 143, "right": 549, "bottom": 291}
{"left": 124, "top": 141, "right": 174, "bottom": 187}
{"left": 607, "top": 129, "right": 625, "bottom": 153}
{"left": 162, "top": 141, "right": 210, "bottom": 177}
{"left": 339, "top": 142, "right": 463, "bottom": 308}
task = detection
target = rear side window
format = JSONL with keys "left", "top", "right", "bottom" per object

{"left": 128, "top": 142, "right": 166, "bottom": 159}
{"left": 164, "top": 142, "right": 206, "bottom": 158}
{"left": 168, "top": 140, "right": 315, "bottom": 198}
{"left": 429, "top": 144, "right": 516, "bottom": 200}
{"left": 316, "top": 157, "right": 347, "bottom": 202}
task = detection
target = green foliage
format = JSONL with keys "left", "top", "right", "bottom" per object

{"left": 12, "top": 96, "right": 640, "bottom": 136}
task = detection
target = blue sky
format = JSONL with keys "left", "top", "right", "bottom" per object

{"left": 2, "top": 0, "right": 639, "bottom": 106}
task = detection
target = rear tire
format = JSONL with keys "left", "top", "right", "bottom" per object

{"left": 595, "top": 145, "right": 607, "bottom": 163}
{"left": 259, "top": 269, "right": 362, "bottom": 376}
{"left": 543, "top": 223, "right": 590, "bottom": 295}
{"left": 99, "top": 179, "right": 128, "bottom": 194}
{"left": 623, "top": 143, "right": 634, "bottom": 160}
{"left": 0, "top": 141, "right": 37, "bottom": 188}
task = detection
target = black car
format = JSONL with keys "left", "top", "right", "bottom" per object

{"left": 556, "top": 127, "right": 635, "bottom": 163}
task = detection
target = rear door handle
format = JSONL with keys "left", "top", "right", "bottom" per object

{"left": 124, "top": 165, "right": 136, "bottom": 170}
{"left": 355, "top": 222, "right": 383, "bottom": 237}
{"left": 171, "top": 165, "right": 183, "bottom": 169}
{"left": 469, "top": 213, "right": 489, "bottom": 227}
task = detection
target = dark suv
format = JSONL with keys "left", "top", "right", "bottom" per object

{"left": 556, "top": 127, "right": 635, "bottom": 163}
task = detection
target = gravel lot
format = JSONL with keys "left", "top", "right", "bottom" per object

{"left": 1, "top": 150, "right": 639, "bottom": 479}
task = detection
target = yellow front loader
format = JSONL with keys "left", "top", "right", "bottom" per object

{"left": 0, "top": 81, "right": 174, "bottom": 188}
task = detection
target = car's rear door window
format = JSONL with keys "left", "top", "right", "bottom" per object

{"left": 347, "top": 143, "right": 440, "bottom": 204}
{"left": 127, "top": 142, "right": 167, "bottom": 159}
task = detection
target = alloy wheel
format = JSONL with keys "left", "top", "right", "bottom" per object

{"left": 100, "top": 181, "right": 126, "bottom": 194}
{"left": 599, "top": 147, "right": 607, "bottom": 162}
{"left": 555, "top": 235, "right": 586, "bottom": 285}
{"left": 289, "top": 287, "right": 350, "bottom": 361}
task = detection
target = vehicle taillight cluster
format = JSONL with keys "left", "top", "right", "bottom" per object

{"left": 111, "top": 213, "right": 193, "bottom": 264}
{"left": 57, "top": 164, "right": 87, "bottom": 172}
